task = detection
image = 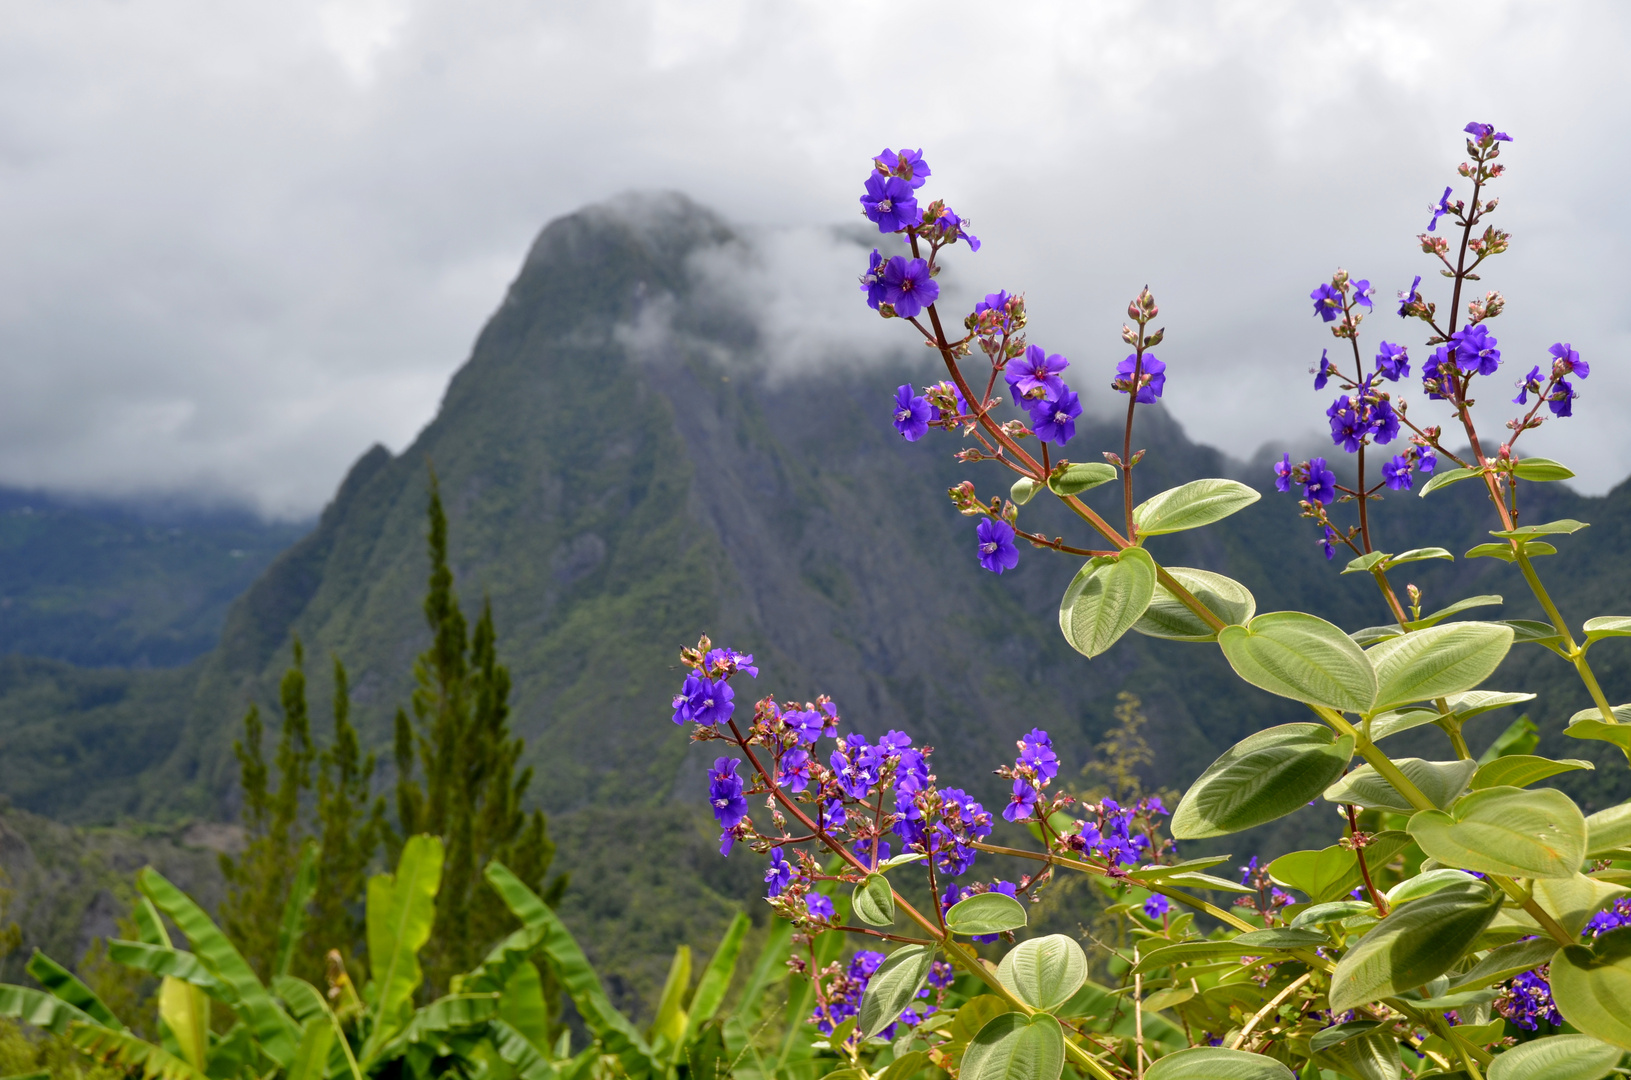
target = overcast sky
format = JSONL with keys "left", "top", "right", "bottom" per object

{"left": 3, "top": 1, "right": 1628, "bottom": 518}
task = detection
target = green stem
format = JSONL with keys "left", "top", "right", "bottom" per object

{"left": 1515, "top": 551, "right": 1619, "bottom": 722}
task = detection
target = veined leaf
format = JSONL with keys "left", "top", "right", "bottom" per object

{"left": 1419, "top": 466, "right": 1483, "bottom": 496}
{"left": 961, "top": 1012, "right": 1065, "bottom": 1080}
{"left": 1408, "top": 786, "right": 1587, "bottom": 879}
{"left": 24, "top": 950, "right": 121, "bottom": 1030}
{"left": 1446, "top": 690, "right": 1539, "bottom": 718}
{"left": 857, "top": 945, "right": 934, "bottom": 1038}
{"left": 1551, "top": 928, "right": 1631, "bottom": 1049}
{"left": 1367, "top": 707, "right": 1442, "bottom": 741}
{"left": 1324, "top": 758, "right": 1476, "bottom": 814}
{"left": 1565, "top": 708, "right": 1631, "bottom": 764}
{"left": 275, "top": 838, "right": 320, "bottom": 980}
{"left": 1509, "top": 458, "right": 1577, "bottom": 483}
{"left": 1312, "top": 1020, "right": 1403, "bottom": 1080}
{"left": 362, "top": 834, "right": 443, "bottom": 1062}
{"left": 69, "top": 1022, "right": 208, "bottom": 1080}
{"left": 286, "top": 1016, "right": 335, "bottom": 1080}
{"left": 0, "top": 985, "right": 98, "bottom": 1034}
{"left": 138, "top": 867, "right": 300, "bottom": 1066}
{"left": 158, "top": 977, "right": 209, "bottom": 1073}
{"left": 1146, "top": 1046, "right": 1296, "bottom": 1080}
{"left": 1218, "top": 612, "right": 1376, "bottom": 713}
{"left": 1268, "top": 831, "right": 1413, "bottom": 904}
{"left": 1385, "top": 868, "right": 1480, "bottom": 904}
{"left": 1171, "top": 723, "right": 1353, "bottom": 839}
{"left": 1392, "top": 547, "right": 1456, "bottom": 566}
{"left": 995, "top": 935, "right": 1088, "bottom": 1012}
{"left": 946, "top": 892, "right": 1027, "bottom": 936}
{"left": 489, "top": 1018, "right": 559, "bottom": 1080}
{"left": 106, "top": 941, "right": 222, "bottom": 996}
{"left": 1472, "top": 755, "right": 1593, "bottom": 790}
{"left": 852, "top": 875, "right": 896, "bottom": 927}
{"left": 1411, "top": 594, "right": 1503, "bottom": 628}
{"left": 1133, "top": 478, "right": 1260, "bottom": 536}
{"left": 1291, "top": 900, "right": 1375, "bottom": 927}
{"left": 1059, "top": 548, "right": 1157, "bottom": 658}
{"left": 1448, "top": 938, "right": 1560, "bottom": 992}
{"left": 1487, "top": 1034, "right": 1621, "bottom": 1080}
{"left": 1133, "top": 566, "right": 1256, "bottom": 642}
{"left": 1343, "top": 551, "right": 1390, "bottom": 575}
{"left": 1467, "top": 541, "right": 1557, "bottom": 562}
{"left": 1327, "top": 880, "right": 1502, "bottom": 1011}
{"left": 1366, "top": 621, "right": 1513, "bottom": 711}
{"left": 1490, "top": 519, "right": 1589, "bottom": 538}
{"left": 1047, "top": 462, "right": 1117, "bottom": 496}
{"left": 1504, "top": 619, "right": 1567, "bottom": 644}
{"left": 1532, "top": 874, "right": 1631, "bottom": 937}
{"left": 1586, "top": 801, "right": 1631, "bottom": 858}
{"left": 1583, "top": 616, "right": 1631, "bottom": 644}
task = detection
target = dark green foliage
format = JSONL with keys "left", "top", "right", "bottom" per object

{"left": 395, "top": 468, "right": 564, "bottom": 993}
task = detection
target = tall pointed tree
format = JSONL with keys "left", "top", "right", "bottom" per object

{"left": 395, "top": 465, "right": 564, "bottom": 992}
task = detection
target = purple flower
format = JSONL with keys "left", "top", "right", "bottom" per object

{"left": 1321, "top": 527, "right": 1336, "bottom": 561}
{"left": 786, "top": 709, "right": 825, "bottom": 745}
{"left": 1496, "top": 968, "right": 1561, "bottom": 1031}
{"left": 1311, "top": 282, "right": 1344, "bottom": 323}
{"left": 975, "top": 519, "right": 1019, "bottom": 574}
{"left": 830, "top": 734, "right": 881, "bottom": 799}
{"left": 860, "top": 249, "right": 888, "bottom": 310}
{"left": 765, "top": 847, "right": 792, "bottom": 897}
{"left": 1018, "top": 728, "right": 1059, "bottom": 779}
{"left": 1549, "top": 379, "right": 1577, "bottom": 417}
{"left": 676, "top": 675, "right": 735, "bottom": 726}
{"left": 1115, "top": 354, "right": 1167, "bottom": 403}
{"left": 671, "top": 672, "right": 704, "bottom": 724}
{"left": 1513, "top": 365, "right": 1543, "bottom": 406}
{"left": 805, "top": 893, "right": 835, "bottom": 921}
{"left": 1351, "top": 279, "right": 1374, "bottom": 311}
{"left": 1027, "top": 388, "right": 1081, "bottom": 445}
{"left": 1419, "top": 449, "right": 1437, "bottom": 473}
{"left": 1381, "top": 455, "right": 1413, "bottom": 491}
{"left": 928, "top": 205, "right": 979, "bottom": 251}
{"left": 881, "top": 256, "right": 938, "bottom": 319}
{"left": 709, "top": 758, "right": 749, "bottom": 832}
{"left": 704, "top": 647, "right": 758, "bottom": 677}
{"left": 1274, "top": 453, "right": 1293, "bottom": 493}
{"left": 778, "top": 747, "right": 813, "bottom": 792}
{"left": 1143, "top": 894, "right": 1169, "bottom": 920}
{"left": 1550, "top": 342, "right": 1588, "bottom": 379}
{"left": 1449, "top": 324, "right": 1501, "bottom": 375}
{"left": 1585, "top": 898, "right": 1631, "bottom": 936}
{"left": 928, "top": 960, "right": 956, "bottom": 989}
{"left": 1304, "top": 458, "right": 1336, "bottom": 505}
{"left": 1464, "top": 122, "right": 1513, "bottom": 144}
{"left": 1002, "top": 777, "right": 1040, "bottom": 822}
{"left": 875, "top": 147, "right": 931, "bottom": 188}
{"left": 1313, "top": 349, "right": 1333, "bottom": 391}
{"left": 821, "top": 798, "right": 846, "bottom": 831}
{"left": 1375, "top": 342, "right": 1410, "bottom": 381}
{"left": 1371, "top": 397, "right": 1399, "bottom": 444}
{"left": 860, "top": 173, "right": 918, "bottom": 234}
{"left": 1423, "top": 346, "right": 1454, "bottom": 401}
{"left": 1005, "top": 344, "right": 1070, "bottom": 400}
{"left": 1327, "top": 395, "right": 1368, "bottom": 453}
{"left": 1397, "top": 276, "right": 1422, "bottom": 317}
{"left": 892, "top": 383, "right": 933, "bottom": 441}
{"left": 1428, "top": 186, "right": 1454, "bottom": 232}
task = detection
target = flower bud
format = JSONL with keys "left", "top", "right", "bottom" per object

{"left": 1121, "top": 325, "right": 1138, "bottom": 346}
{"left": 1144, "top": 327, "right": 1165, "bottom": 348}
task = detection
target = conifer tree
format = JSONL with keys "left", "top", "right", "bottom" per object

{"left": 395, "top": 466, "right": 564, "bottom": 992}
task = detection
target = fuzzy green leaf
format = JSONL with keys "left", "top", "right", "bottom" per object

{"left": 1219, "top": 612, "right": 1376, "bottom": 712}
{"left": 1509, "top": 458, "right": 1577, "bottom": 483}
{"left": 946, "top": 892, "right": 1028, "bottom": 936}
{"left": 1471, "top": 755, "right": 1593, "bottom": 790}
{"left": 1551, "top": 928, "right": 1631, "bottom": 1049}
{"left": 1133, "top": 567, "right": 1256, "bottom": 642}
{"left": 1047, "top": 462, "right": 1117, "bottom": 496}
{"left": 1146, "top": 1046, "right": 1296, "bottom": 1080}
{"left": 857, "top": 945, "right": 934, "bottom": 1038}
{"left": 1172, "top": 723, "right": 1354, "bottom": 839}
{"left": 1327, "top": 880, "right": 1502, "bottom": 1011}
{"left": 1325, "top": 758, "right": 1476, "bottom": 814}
{"left": 1408, "top": 787, "right": 1587, "bottom": 879}
{"left": 995, "top": 935, "right": 1088, "bottom": 1012}
{"left": 1367, "top": 622, "right": 1513, "bottom": 711}
{"left": 1059, "top": 548, "right": 1158, "bottom": 658}
{"left": 961, "top": 1012, "right": 1065, "bottom": 1080}
{"left": 1133, "top": 478, "right": 1261, "bottom": 536}
{"left": 852, "top": 875, "right": 896, "bottom": 928}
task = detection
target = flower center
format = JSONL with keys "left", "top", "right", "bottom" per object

{"left": 878, "top": 198, "right": 892, "bottom": 212}
{"left": 980, "top": 541, "right": 998, "bottom": 555}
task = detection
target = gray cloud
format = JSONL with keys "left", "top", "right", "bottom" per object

{"left": 1, "top": 0, "right": 1628, "bottom": 517}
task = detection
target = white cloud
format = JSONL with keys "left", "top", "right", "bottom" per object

{"left": 0, "top": 0, "right": 1627, "bottom": 517}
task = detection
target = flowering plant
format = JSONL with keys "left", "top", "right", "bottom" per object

{"left": 671, "top": 129, "right": 1631, "bottom": 1080}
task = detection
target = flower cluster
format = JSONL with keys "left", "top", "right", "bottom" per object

{"left": 857, "top": 148, "right": 979, "bottom": 323}
{"left": 1495, "top": 967, "right": 1562, "bottom": 1031}
{"left": 809, "top": 949, "right": 937, "bottom": 1042}
{"left": 1584, "top": 897, "right": 1631, "bottom": 937}
{"left": 1233, "top": 857, "right": 1294, "bottom": 924}
{"left": 998, "top": 728, "right": 1060, "bottom": 823}
{"left": 1510, "top": 341, "right": 1590, "bottom": 424}
{"left": 1062, "top": 797, "right": 1166, "bottom": 869}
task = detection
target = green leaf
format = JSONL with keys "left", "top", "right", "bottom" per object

{"left": 647, "top": 946, "right": 691, "bottom": 1049}
{"left": 995, "top": 935, "right": 1088, "bottom": 1012}
{"left": 1510, "top": 458, "right": 1577, "bottom": 483}
{"left": 879, "top": 1050, "right": 929, "bottom": 1080}
{"left": 1447, "top": 938, "right": 1560, "bottom": 991}
{"left": 1565, "top": 709, "right": 1631, "bottom": 765}
{"left": 946, "top": 892, "right": 1028, "bottom": 936}
{"left": 1132, "top": 930, "right": 1325, "bottom": 973}
{"left": 1327, "top": 880, "right": 1503, "bottom": 1011}
{"left": 1392, "top": 547, "right": 1456, "bottom": 566}
{"left": 1367, "top": 622, "right": 1513, "bottom": 711}
{"left": 69, "top": 1022, "right": 208, "bottom": 1080}
{"left": 1385, "top": 868, "right": 1482, "bottom": 905}
{"left": 1312, "top": 1020, "right": 1403, "bottom": 1080}
{"left": 271, "top": 975, "right": 326, "bottom": 1022}
{"left": 103, "top": 941, "right": 221, "bottom": 995}
{"left": 0, "top": 985, "right": 98, "bottom": 1034}
{"left": 1343, "top": 551, "right": 1391, "bottom": 575}
{"left": 1268, "top": 832, "right": 1412, "bottom": 904}
{"left": 1490, "top": 518, "right": 1589, "bottom": 538}
{"left": 1146, "top": 1046, "right": 1296, "bottom": 1080}
{"left": 1133, "top": 567, "right": 1256, "bottom": 642}
{"left": 1420, "top": 466, "right": 1483, "bottom": 496}
{"left": 853, "top": 875, "right": 896, "bottom": 928}
{"left": 158, "top": 977, "right": 210, "bottom": 1073}
{"left": 1487, "top": 1034, "right": 1621, "bottom": 1080}
{"left": 857, "top": 945, "right": 934, "bottom": 1038}
{"left": 1412, "top": 595, "right": 1504, "bottom": 628}
{"left": 1010, "top": 477, "right": 1040, "bottom": 505}
{"left": 1059, "top": 548, "right": 1158, "bottom": 658}
{"left": 1408, "top": 787, "right": 1587, "bottom": 879}
{"left": 1466, "top": 542, "right": 1558, "bottom": 562}
{"left": 960, "top": 1012, "right": 1065, "bottom": 1080}
{"left": 489, "top": 1018, "right": 559, "bottom": 1080}
{"left": 485, "top": 861, "right": 660, "bottom": 1080}
{"left": 1218, "top": 612, "right": 1377, "bottom": 713}
{"left": 1325, "top": 759, "right": 1476, "bottom": 814}
{"left": 1290, "top": 901, "right": 1375, "bottom": 927}
{"left": 1448, "top": 690, "right": 1539, "bottom": 719}
{"left": 680, "top": 911, "right": 749, "bottom": 1052}
{"left": 1471, "top": 755, "right": 1593, "bottom": 790}
{"left": 1480, "top": 715, "right": 1540, "bottom": 764}
{"left": 1133, "top": 478, "right": 1261, "bottom": 536}
{"left": 1504, "top": 619, "right": 1567, "bottom": 644}
{"left": 133, "top": 896, "right": 169, "bottom": 947}
{"left": 1047, "top": 462, "right": 1117, "bottom": 496}
{"left": 138, "top": 867, "right": 300, "bottom": 1067}
{"left": 287, "top": 1015, "right": 336, "bottom": 1080}
{"left": 1367, "top": 707, "right": 1443, "bottom": 741}
{"left": 363, "top": 834, "right": 443, "bottom": 1061}
{"left": 275, "top": 838, "right": 320, "bottom": 980}
{"left": 1533, "top": 874, "right": 1631, "bottom": 937}
{"left": 1551, "top": 928, "right": 1631, "bottom": 1049}
{"left": 1583, "top": 616, "right": 1631, "bottom": 644}
{"left": 1127, "top": 856, "right": 1234, "bottom": 880}
{"left": 1586, "top": 802, "right": 1631, "bottom": 858}
{"left": 24, "top": 950, "right": 121, "bottom": 1030}
{"left": 378, "top": 993, "right": 501, "bottom": 1056}
{"left": 1171, "top": 723, "right": 1354, "bottom": 839}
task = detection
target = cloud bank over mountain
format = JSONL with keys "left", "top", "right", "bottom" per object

{"left": 2, "top": 0, "right": 1628, "bottom": 516}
